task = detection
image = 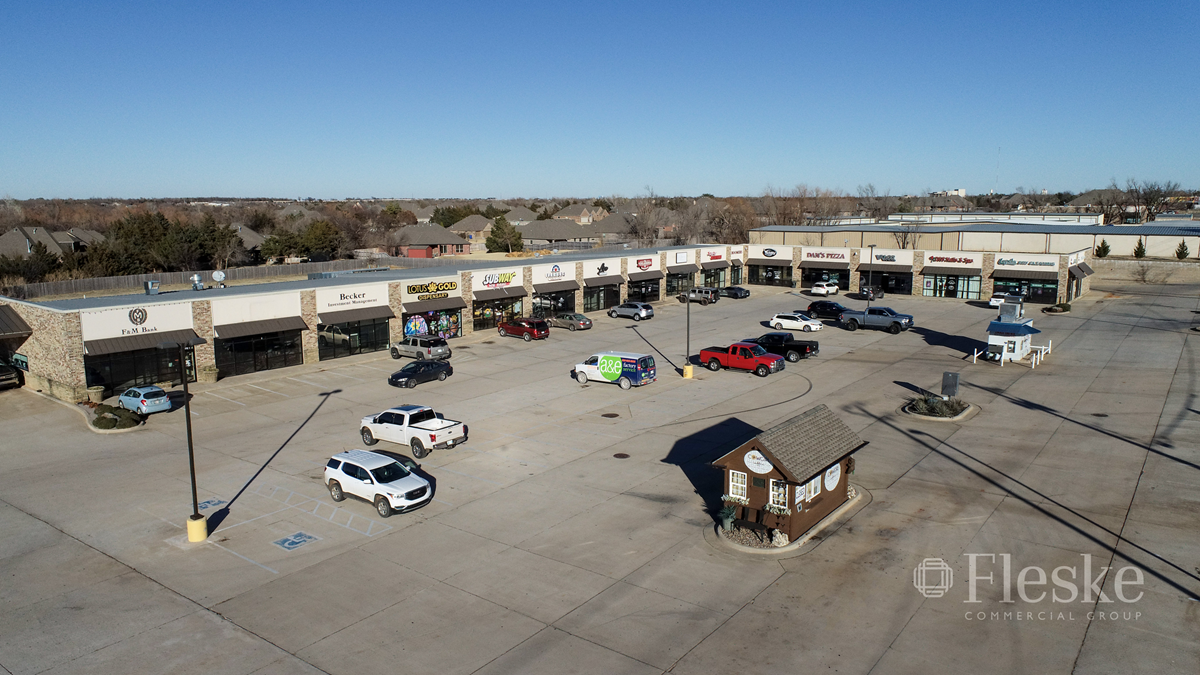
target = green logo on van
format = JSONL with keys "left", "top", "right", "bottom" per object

{"left": 598, "top": 355, "right": 623, "bottom": 381}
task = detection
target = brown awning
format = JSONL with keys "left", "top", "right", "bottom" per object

{"left": 701, "top": 260, "right": 729, "bottom": 270}
{"left": 1077, "top": 261, "right": 1094, "bottom": 276}
{"left": 730, "top": 258, "right": 743, "bottom": 266}
{"left": 1069, "top": 263, "right": 1094, "bottom": 279}
{"left": 0, "top": 305, "right": 32, "bottom": 339}
{"left": 991, "top": 269, "right": 1058, "bottom": 281}
{"left": 403, "top": 296, "right": 467, "bottom": 314}
{"left": 584, "top": 276, "right": 623, "bottom": 287}
{"left": 857, "top": 263, "right": 913, "bottom": 274}
{"left": 667, "top": 264, "right": 700, "bottom": 274}
{"left": 532, "top": 280, "right": 580, "bottom": 293}
{"left": 85, "top": 328, "right": 201, "bottom": 356}
{"left": 473, "top": 287, "right": 527, "bottom": 301}
{"left": 745, "top": 258, "right": 788, "bottom": 267}
{"left": 214, "top": 316, "right": 308, "bottom": 339}
{"left": 627, "top": 270, "right": 664, "bottom": 282}
{"left": 318, "top": 305, "right": 395, "bottom": 325}
{"left": 799, "top": 260, "right": 850, "bottom": 270}
{"left": 919, "top": 266, "right": 982, "bottom": 277}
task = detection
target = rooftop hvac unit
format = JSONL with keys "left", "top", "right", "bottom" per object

{"left": 191, "top": 274, "right": 204, "bottom": 291}
{"left": 144, "top": 280, "right": 161, "bottom": 295}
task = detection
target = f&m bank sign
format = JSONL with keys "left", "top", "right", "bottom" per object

{"left": 80, "top": 302, "right": 196, "bottom": 341}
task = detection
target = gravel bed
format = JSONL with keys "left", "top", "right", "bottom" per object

{"left": 720, "top": 526, "right": 776, "bottom": 549}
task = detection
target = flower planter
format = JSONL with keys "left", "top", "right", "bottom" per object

{"left": 721, "top": 516, "right": 734, "bottom": 531}
{"left": 86, "top": 385, "right": 105, "bottom": 404}
{"left": 198, "top": 367, "right": 219, "bottom": 384}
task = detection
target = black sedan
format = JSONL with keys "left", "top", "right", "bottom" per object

{"left": 742, "top": 332, "right": 819, "bottom": 362}
{"left": 805, "top": 301, "right": 851, "bottom": 320}
{"left": 720, "top": 286, "right": 751, "bottom": 299}
{"left": 388, "top": 360, "right": 453, "bottom": 388}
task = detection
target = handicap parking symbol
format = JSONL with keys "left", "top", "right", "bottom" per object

{"left": 197, "top": 499, "right": 228, "bottom": 511}
{"left": 273, "top": 532, "right": 320, "bottom": 552}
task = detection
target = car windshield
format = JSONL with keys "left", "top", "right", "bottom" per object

{"left": 749, "top": 345, "right": 768, "bottom": 356}
{"left": 371, "top": 462, "right": 410, "bottom": 484}
{"left": 400, "top": 363, "right": 421, "bottom": 373}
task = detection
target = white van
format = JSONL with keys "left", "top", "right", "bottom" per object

{"left": 573, "top": 351, "right": 657, "bottom": 390}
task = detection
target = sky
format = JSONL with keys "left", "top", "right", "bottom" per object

{"left": 1, "top": 1, "right": 1196, "bottom": 199}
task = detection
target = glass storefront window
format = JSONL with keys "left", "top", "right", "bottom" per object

{"left": 404, "top": 310, "right": 462, "bottom": 339}
{"left": 747, "top": 265, "right": 793, "bottom": 287}
{"left": 472, "top": 298, "right": 522, "bottom": 331}
{"left": 318, "top": 317, "right": 391, "bottom": 361}
{"left": 214, "top": 331, "right": 303, "bottom": 378}
{"left": 665, "top": 273, "right": 695, "bottom": 295}
{"left": 859, "top": 272, "right": 913, "bottom": 295}
{"left": 922, "top": 274, "right": 982, "bottom": 300}
{"left": 992, "top": 279, "right": 1058, "bottom": 304}
{"left": 800, "top": 267, "right": 846, "bottom": 288}
{"left": 532, "top": 291, "right": 576, "bottom": 318}
{"left": 583, "top": 285, "right": 620, "bottom": 313}
{"left": 702, "top": 268, "right": 727, "bottom": 288}
{"left": 628, "top": 280, "right": 660, "bottom": 303}
{"left": 85, "top": 346, "right": 196, "bottom": 396}
{"left": 730, "top": 266, "right": 743, "bottom": 285}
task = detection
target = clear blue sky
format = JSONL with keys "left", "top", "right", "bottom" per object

{"left": 2, "top": 1, "right": 1195, "bottom": 199}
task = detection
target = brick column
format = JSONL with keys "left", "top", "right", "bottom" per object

{"left": 388, "top": 282, "right": 404, "bottom": 343}
{"left": 848, "top": 249, "right": 862, "bottom": 294}
{"left": 574, "top": 262, "right": 585, "bottom": 311}
{"left": 300, "top": 290, "right": 320, "bottom": 363}
{"left": 619, "top": 258, "right": 629, "bottom": 302}
{"left": 191, "top": 300, "right": 215, "bottom": 369}
{"left": 981, "top": 253, "right": 996, "bottom": 298}
{"left": 912, "top": 250, "right": 925, "bottom": 296}
{"left": 460, "top": 270, "right": 474, "bottom": 336}
{"left": 791, "top": 247, "right": 802, "bottom": 289}
{"left": 522, "top": 266, "right": 533, "bottom": 317}
{"left": 1057, "top": 256, "right": 1070, "bottom": 304}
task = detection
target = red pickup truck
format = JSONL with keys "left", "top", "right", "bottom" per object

{"left": 699, "top": 342, "right": 785, "bottom": 377}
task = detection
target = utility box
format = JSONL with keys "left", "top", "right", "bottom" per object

{"left": 941, "top": 371, "right": 960, "bottom": 398}
{"left": 144, "top": 280, "right": 160, "bottom": 295}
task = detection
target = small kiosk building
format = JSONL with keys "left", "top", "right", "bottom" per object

{"left": 713, "top": 405, "right": 868, "bottom": 543}
{"left": 985, "top": 318, "right": 1040, "bottom": 362}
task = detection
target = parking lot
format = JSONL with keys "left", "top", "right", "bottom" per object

{"left": 1, "top": 281, "right": 1197, "bottom": 675}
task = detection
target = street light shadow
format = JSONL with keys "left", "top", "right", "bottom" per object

{"left": 629, "top": 326, "right": 679, "bottom": 372}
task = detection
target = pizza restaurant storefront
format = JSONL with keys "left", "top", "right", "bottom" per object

{"left": 401, "top": 277, "right": 465, "bottom": 339}
{"left": 471, "top": 268, "right": 526, "bottom": 330}
{"left": 627, "top": 255, "right": 663, "bottom": 302}
{"left": 82, "top": 303, "right": 198, "bottom": 396}
{"left": 746, "top": 245, "right": 793, "bottom": 287}
{"left": 315, "top": 283, "right": 394, "bottom": 361}
{"left": 921, "top": 252, "right": 983, "bottom": 300}
{"left": 799, "top": 247, "right": 851, "bottom": 289}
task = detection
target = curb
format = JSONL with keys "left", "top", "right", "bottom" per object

{"left": 703, "top": 483, "right": 872, "bottom": 559}
{"left": 895, "top": 402, "right": 981, "bottom": 424}
{"left": 22, "top": 388, "right": 145, "bottom": 435}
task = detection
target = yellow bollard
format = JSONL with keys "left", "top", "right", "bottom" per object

{"left": 682, "top": 365, "right": 693, "bottom": 379}
{"left": 186, "top": 514, "right": 208, "bottom": 543}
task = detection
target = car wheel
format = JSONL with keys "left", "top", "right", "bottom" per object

{"left": 756, "top": 365, "right": 769, "bottom": 377}
{"left": 361, "top": 428, "right": 377, "bottom": 445}
{"left": 847, "top": 320, "right": 859, "bottom": 332}
{"left": 519, "top": 332, "right": 530, "bottom": 342}
{"left": 438, "top": 371, "right": 447, "bottom": 381}
{"left": 328, "top": 481, "right": 345, "bottom": 502}
{"left": 498, "top": 328, "right": 507, "bottom": 337}
{"left": 700, "top": 299, "right": 709, "bottom": 306}
{"left": 618, "top": 376, "right": 632, "bottom": 390}
{"left": 609, "top": 311, "right": 618, "bottom": 318}
{"left": 569, "top": 324, "right": 577, "bottom": 332}
{"left": 707, "top": 359, "right": 721, "bottom": 371}
{"left": 772, "top": 323, "right": 783, "bottom": 330}
{"left": 446, "top": 349, "right": 452, "bottom": 358}
{"left": 889, "top": 323, "right": 902, "bottom": 335}
{"left": 575, "top": 370, "right": 588, "bottom": 384}
{"left": 407, "top": 379, "right": 417, "bottom": 389}
{"left": 415, "top": 352, "right": 424, "bottom": 360}
{"left": 390, "top": 348, "right": 400, "bottom": 359}
{"left": 803, "top": 325, "right": 812, "bottom": 332}
{"left": 633, "top": 314, "right": 641, "bottom": 321}
{"left": 786, "top": 350, "right": 800, "bottom": 362}
{"left": 375, "top": 496, "right": 393, "bottom": 518}
{"left": 410, "top": 438, "right": 428, "bottom": 459}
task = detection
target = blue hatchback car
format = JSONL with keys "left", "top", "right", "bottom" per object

{"left": 117, "top": 386, "right": 172, "bottom": 415}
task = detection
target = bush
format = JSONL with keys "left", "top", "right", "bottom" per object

{"left": 1058, "top": 302, "right": 1071, "bottom": 311}
{"left": 95, "top": 404, "right": 115, "bottom": 415}
{"left": 718, "top": 504, "right": 738, "bottom": 520}
{"left": 1176, "top": 240, "right": 1190, "bottom": 260}
{"left": 1094, "top": 239, "right": 1110, "bottom": 258}
{"left": 908, "top": 395, "right": 969, "bottom": 418}
{"left": 1133, "top": 238, "right": 1146, "bottom": 259}
{"left": 93, "top": 416, "right": 117, "bottom": 430}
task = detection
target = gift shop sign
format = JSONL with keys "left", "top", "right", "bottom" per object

{"left": 925, "top": 252, "right": 980, "bottom": 268}
{"left": 401, "top": 277, "right": 460, "bottom": 303}
{"left": 316, "top": 283, "right": 388, "bottom": 313}
{"left": 473, "top": 269, "right": 522, "bottom": 289}
{"left": 81, "top": 302, "right": 195, "bottom": 341}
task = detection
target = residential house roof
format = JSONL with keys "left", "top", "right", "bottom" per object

{"left": 447, "top": 214, "right": 495, "bottom": 233}
{"left": 412, "top": 206, "right": 437, "bottom": 222}
{"left": 716, "top": 404, "right": 867, "bottom": 483}
{"left": 503, "top": 206, "right": 538, "bottom": 224}
{"left": 389, "top": 224, "right": 468, "bottom": 247}
{"left": 1068, "top": 189, "right": 1126, "bottom": 207}
{"left": 0, "top": 226, "right": 66, "bottom": 258}
{"left": 516, "top": 219, "right": 596, "bottom": 242}
{"left": 589, "top": 213, "right": 633, "bottom": 235}
{"left": 231, "top": 225, "right": 266, "bottom": 250}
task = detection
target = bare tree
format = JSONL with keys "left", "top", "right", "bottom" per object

{"left": 892, "top": 219, "right": 923, "bottom": 249}
{"left": 707, "top": 198, "right": 756, "bottom": 244}
{"left": 1126, "top": 179, "right": 1181, "bottom": 222}
{"left": 856, "top": 184, "right": 898, "bottom": 220}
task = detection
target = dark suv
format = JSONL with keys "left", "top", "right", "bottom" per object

{"left": 805, "top": 301, "right": 851, "bottom": 320}
{"left": 498, "top": 318, "right": 550, "bottom": 342}
{"left": 742, "top": 332, "right": 819, "bottom": 362}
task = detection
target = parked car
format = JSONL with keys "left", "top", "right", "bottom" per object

{"left": 390, "top": 334, "right": 451, "bottom": 360}
{"left": 988, "top": 292, "right": 1019, "bottom": 308}
{"left": 609, "top": 302, "right": 654, "bottom": 321}
{"left": 805, "top": 301, "right": 851, "bottom": 320}
{"left": 699, "top": 343, "right": 785, "bottom": 377}
{"left": 317, "top": 325, "right": 351, "bottom": 348}
{"left": 574, "top": 351, "right": 657, "bottom": 390}
{"left": 324, "top": 449, "right": 432, "bottom": 517}
{"left": 810, "top": 281, "right": 839, "bottom": 296}
{"left": 838, "top": 306, "right": 915, "bottom": 334}
{"left": 359, "top": 404, "right": 467, "bottom": 458}
{"left": 117, "top": 385, "right": 171, "bottom": 415}
{"left": 498, "top": 318, "right": 550, "bottom": 341}
{"left": 743, "top": 332, "right": 819, "bottom": 362}
{"left": 0, "top": 362, "right": 21, "bottom": 389}
{"left": 770, "top": 313, "right": 823, "bottom": 332}
{"left": 548, "top": 313, "right": 593, "bottom": 331}
{"left": 859, "top": 286, "right": 884, "bottom": 301}
{"left": 388, "top": 360, "right": 453, "bottom": 388}
{"left": 720, "top": 286, "right": 751, "bottom": 299}
{"left": 678, "top": 288, "right": 719, "bottom": 305}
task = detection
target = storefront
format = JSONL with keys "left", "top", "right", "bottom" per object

{"left": 531, "top": 262, "right": 580, "bottom": 318}
{"left": 315, "top": 283, "right": 394, "bottom": 361}
{"left": 991, "top": 254, "right": 1059, "bottom": 304}
{"left": 1066, "top": 251, "right": 1094, "bottom": 301}
{"left": 857, "top": 249, "right": 914, "bottom": 295}
{"left": 729, "top": 247, "right": 744, "bottom": 285}
{"left": 627, "top": 254, "right": 663, "bottom": 302}
{"left": 799, "top": 247, "right": 851, "bottom": 289}
{"left": 746, "top": 245, "right": 794, "bottom": 287}
{"left": 582, "top": 258, "right": 623, "bottom": 312}
{"left": 920, "top": 252, "right": 983, "bottom": 300}
{"left": 212, "top": 294, "right": 307, "bottom": 377}
{"left": 401, "top": 277, "right": 465, "bottom": 339}
{"left": 665, "top": 250, "right": 700, "bottom": 295}
{"left": 700, "top": 247, "right": 729, "bottom": 288}
{"left": 80, "top": 303, "right": 198, "bottom": 395}
{"left": 471, "top": 268, "right": 526, "bottom": 330}
{"left": 0, "top": 305, "right": 31, "bottom": 370}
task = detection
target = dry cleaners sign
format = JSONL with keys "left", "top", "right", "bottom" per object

{"left": 81, "top": 302, "right": 195, "bottom": 341}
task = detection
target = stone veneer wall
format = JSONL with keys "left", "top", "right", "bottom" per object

{"left": 619, "top": 258, "right": 629, "bottom": 303}
{"left": 521, "top": 268, "right": 533, "bottom": 318}
{"left": 573, "top": 262, "right": 585, "bottom": 310}
{"left": 300, "top": 290, "right": 319, "bottom": 363}
{"left": 980, "top": 253, "right": 996, "bottom": 298}
{"left": 847, "top": 249, "right": 863, "bottom": 294}
{"left": 911, "top": 250, "right": 925, "bottom": 295}
{"left": 1056, "top": 256, "right": 1070, "bottom": 304}
{"left": 3, "top": 302, "right": 87, "bottom": 402}
{"left": 459, "top": 270, "right": 474, "bottom": 336}
{"left": 387, "top": 282, "right": 405, "bottom": 344}
{"left": 191, "top": 300, "right": 215, "bottom": 369}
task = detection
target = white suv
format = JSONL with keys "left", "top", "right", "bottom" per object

{"left": 324, "top": 450, "right": 431, "bottom": 518}
{"left": 810, "top": 281, "right": 839, "bottom": 296}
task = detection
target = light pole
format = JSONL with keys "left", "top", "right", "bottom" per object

{"left": 866, "top": 243, "right": 876, "bottom": 311}
{"left": 159, "top": 336, "right": 208, "bottom": 542}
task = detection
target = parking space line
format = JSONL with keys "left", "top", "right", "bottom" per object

{"left": 286, "top": 376, "right": 328, "bottom": 388}
{"left": 352, "top": 364, "right": 393, "bottom": 373}
{"left": 209, "top": 541, "right": 278, "bottom": 574}
{"left": 323, "top": 370, "right": 365, "bottom": 381}
{"left": 206, "top": 391, "right": 246, "bottom": 405}
{"left": 247, "top": 383, "right": 289, "bottom": 397}
{"left": 249, "top": 484, "right": 393, "bottom": 537}
{"left": 432, "top": 497, "right": 454, "bottom": 507}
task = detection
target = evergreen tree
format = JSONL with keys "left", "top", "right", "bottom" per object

{"left": 485, "top": 216, "right": 523, "bottom": 253}
{"left": 1094, "top": 239, "right": 1110, "bottom": 258}
{"left": 1133, "top": 238, "right": 1146, "bottom": 259}
{"left": 1176, "top": 240, "right": 1190, "bottom": 260}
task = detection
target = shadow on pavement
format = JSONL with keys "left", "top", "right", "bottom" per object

{"left": 660, "top": 418, "right": 762, "bottom": 519}
{"left": 910, "top": 326, "right": 986, "bottom": 356}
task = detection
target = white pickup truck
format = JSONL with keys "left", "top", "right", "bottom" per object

{"left": 359, "top": 405, "right": 467, "bottom": 458}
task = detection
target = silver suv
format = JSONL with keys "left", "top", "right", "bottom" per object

{"left": 390, "top": 334, "right": 451, "bottom": 360}
{"left": 679, "top": 288, "right": 718, "bottom": 305}
{"left": 609, "top": 302, "right": 654, "bottom": 321}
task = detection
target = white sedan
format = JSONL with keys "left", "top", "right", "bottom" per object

{"left": 810, "top": 281, "right": 839, "bottom": 296}
{"left": 770, "top": 313, "right": 824, "bottom": 332}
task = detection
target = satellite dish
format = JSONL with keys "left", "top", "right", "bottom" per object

{"left": 212, "top": 270, "right": 226, "bottom": 282}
